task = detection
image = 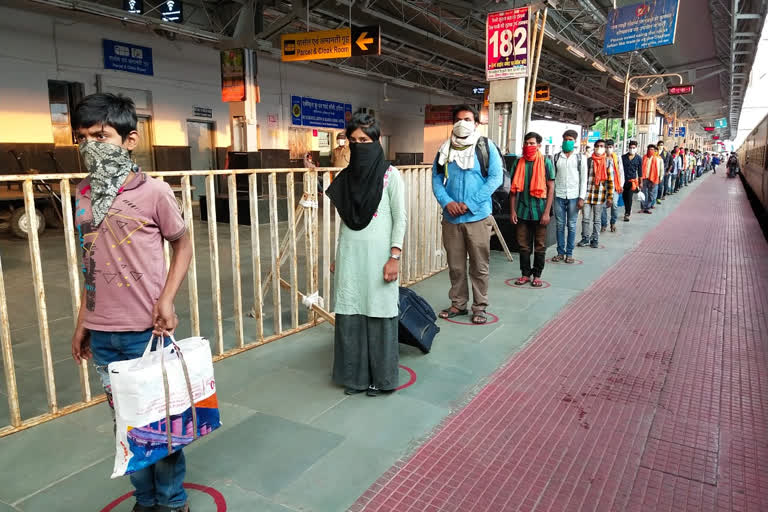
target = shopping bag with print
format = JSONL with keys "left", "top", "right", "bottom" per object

{"left": 108, "top": 335, "right": 221, "bottom": 478}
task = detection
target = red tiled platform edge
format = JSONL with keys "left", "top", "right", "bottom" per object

{"left": 350, "top": 173, "right": 768, "bottom": 512}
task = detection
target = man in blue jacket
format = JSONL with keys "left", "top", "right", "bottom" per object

{"left": 432, "top": 105, "right": 503, "bottom": 325}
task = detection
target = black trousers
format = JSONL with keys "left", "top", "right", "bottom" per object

{"left": 517, "top": 219, "right": 547, "bottom": 278}
{"left": 623, "top": 182, "right": 634, "bottom": 217}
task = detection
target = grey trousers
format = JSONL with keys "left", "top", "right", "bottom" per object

{"left": 581, "top": 203, "right": 604, "bottom": 242}
{"left": 333, "top": 314, "right": 399, "bottom": 391}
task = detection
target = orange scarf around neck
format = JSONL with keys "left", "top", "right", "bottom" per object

{"left": 610, "top": 153, "right": 621, "bottom": 188}
{"left": 511, "top": 152, "right": 547, "bottom": 199}
{"left": 592, "top": 154, "right": 608, "bottom": 184}
{"left": 643, "top": 155, "right": 660, "bottom": 184}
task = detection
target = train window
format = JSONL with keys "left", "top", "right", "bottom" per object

{"left": 47, "top": 80, "right": 84, "bottom": 146}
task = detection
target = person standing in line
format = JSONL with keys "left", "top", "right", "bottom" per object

{"left": 712, "top": 153, "right": 720, "bottom": 173}
{"left": 674, "top": 148, "right": 685, "bottom": 192}
{"left": 621, "top": 140, "right": 641, "bottom": 222}
{"left": 657, "top": 140, "right": 672, "bottom": 202}
{"left": 551, "top": 129, "right": 586, "bottom": 264}
{"left": 641, "top": 144, "right": 664, "bottom": 214}
{"left": 432, "top": 105, "right": 503, "bottom": 324}
{"left": 577, "top": 139, "right": 614, "bottom": 248}
{"left": 510, "top": 132, "right": 556, "bottom": 286}
{"left": 331, "top": 132, "right": 351, "bottom": 168}
{"left": 69, "top": 94, "right": 194, "bottom": 512}
{"left": 669, "top": 146, "right": 680, "bottom": 194}
{"left": 327, "top": 113, "right": 407, "bottom": 397}
{"left": 600, "top": 139, "right": 623, "bottom": 233}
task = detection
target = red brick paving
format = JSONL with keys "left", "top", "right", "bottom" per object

{"left": 350, "top": 173, "right": 768, "bottom": 512}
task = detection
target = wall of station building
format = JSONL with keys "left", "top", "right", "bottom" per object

{"left": 0, "top": 5, "right": 465, "bottom": 173}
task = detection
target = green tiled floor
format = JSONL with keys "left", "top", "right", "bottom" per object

{"left": 0, "top": 179, "right": 707, "bottom": 511}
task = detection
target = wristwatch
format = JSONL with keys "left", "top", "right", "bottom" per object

{"left": 389, "top": 253, "right": 401, "bottom": 260}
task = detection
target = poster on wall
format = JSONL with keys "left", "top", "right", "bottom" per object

{"left": 103, "top": 40, "right": 153, "bottom": 76}
{"left": 221, "top": 49, "right": 246, "bottom": 102}
{"left": 486, "top": 7, "right": 530, "bottom": 81}
{"left": 603, "top": 0, "right": 680, "bottom": 55}
{"left": 291, "top": 96, "right": 352, "bottom": 129}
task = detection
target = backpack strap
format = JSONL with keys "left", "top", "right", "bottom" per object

{"left": 476, "top": 136, "right": 490, "bottom": 177}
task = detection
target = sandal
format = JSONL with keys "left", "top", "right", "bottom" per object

{"left": 471, "top": 312, "right": 488, "bottom": 324}
{"left": 610, "top": 224, "right": 616, "bottom": 232}
{"left": 531, "top": 278, "right": 544, "bottom": 288}
{"left": 439, "top": 307, "right": 468, "bottom": 319}
{"left": 551, "top": 254, "right": 565, "bottom": 262}
{"left": 514, "top": 276, "right": 531, "bottom": 286}
{"left": 565, "top": 256, "right": 575, "bottom": 264}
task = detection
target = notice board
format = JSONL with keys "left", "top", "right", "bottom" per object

{"left": 603, "top": 0, "right": 680, "bottom": 55}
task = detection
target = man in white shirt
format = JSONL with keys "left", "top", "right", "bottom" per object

{"left": 551, "top": 129, "right": 587, "bottom": 264}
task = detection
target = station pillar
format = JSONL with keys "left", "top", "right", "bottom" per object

{"left": 229, "top": 48, "right": 259, "bottom": 152}
{"left": 488, "top": 79, "right": 526, "bottom": 155}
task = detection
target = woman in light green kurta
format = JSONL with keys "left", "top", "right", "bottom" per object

{"left": 326, "top": 113, "right": 407, "bottom": 397}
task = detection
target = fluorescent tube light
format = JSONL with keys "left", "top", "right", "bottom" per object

{"left": 566, "top": 45, "right": 586, "bottom": 59}
{"left": 338, "top": 65, "right": 367, "bottom": 77}
{"left": 592, "top": 61, "right": 607, "bottom": 72}
{"left": 543, "top": 27, "right": 557, "bottom": 39}
{"left": 612, "top": 75, "right": 625, "bottom": 83}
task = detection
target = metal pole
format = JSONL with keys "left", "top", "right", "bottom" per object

{"left": 524, "top": 9, "right": 540, "bottom": 130}
{"left": 526, "top": 8, "right": 548, "bottom": 132}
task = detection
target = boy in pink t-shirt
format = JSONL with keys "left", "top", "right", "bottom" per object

{"left": 70, "top": 93, "right": 193, "bottom": 512}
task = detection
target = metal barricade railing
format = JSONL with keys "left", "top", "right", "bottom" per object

{"left": 0, "top": 165, "right": 445, "bottom": 437}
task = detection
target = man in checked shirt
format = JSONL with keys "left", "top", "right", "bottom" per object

{"left": 577, "top": 139, "right": 615, "bottom": 249}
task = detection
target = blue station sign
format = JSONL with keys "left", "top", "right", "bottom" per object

{"left": 103, "top": 39, "right": 153, "bottom": 76}
{"left": 603, "top": 0, "right": 680, "bottom": 56}
{"left": 291, "top": 96, "right": 352, "bottom": 130}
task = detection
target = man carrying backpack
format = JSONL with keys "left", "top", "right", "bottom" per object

{"left": 432, "top": 105, "right": 504, "bottom": 325}
{"left": 552, "top": 129, "right": 586, "bottom": 264}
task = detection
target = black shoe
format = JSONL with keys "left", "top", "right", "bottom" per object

{"left": 576, "top": 238, "right": 590, "bottom": 247}
{"left": 155, "top": 505, "right": 190, "bottom": 512}
{"left": 132, "top": 505, "right": 155, "bottom": 512}
{"left": 590, "top": 240, "right": 599, "bottom": 249}
{"left": 344, "top": 387, "right": 365, "bottom": 395}
{"left": 366, "top": 386, "right": 380, "bottom": 397}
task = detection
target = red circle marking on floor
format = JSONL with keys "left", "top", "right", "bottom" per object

{"left": 546, "top": 258, "right": 584, "bottom": 265}
{"left": 442, "top": 312, "right": 500, "bottom": 326}
{"left": 504, "top": 279, "right": 552, "bottom": 289}
{"left": 101, "top": 483, "right": 227, "bottom": 512}
{"left": 396, "top": 364, "right": 417, "bottom": 391}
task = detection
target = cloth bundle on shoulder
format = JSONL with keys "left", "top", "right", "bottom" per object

{"left": 108, "top": 335, "right": 221, "bottom": 478}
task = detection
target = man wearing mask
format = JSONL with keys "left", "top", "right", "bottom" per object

{"left": 510, "top": 132, "right": 556, "bottom": 286}
{"left": 432, "top": 105, "right": 503, "bottom": 324}
{"left": 641, "top": 144, "right": 664, "bottom": 214}
{"left": 331, "top": 132, "right": 350, "bottom": 168}
{"left": 552, "top": 130, "right": 586, "bottom": 264}
{"left": 577, "top": 139, "right": 614, "bottom": 248}
{"left": 657, "top": 140, "right": 672, "bottom": 202}
{"left": 621, "top": 140, "right": 641, "bottom": 222}
{"left": 600, "top": 139, "right": 623, "bottom": 233}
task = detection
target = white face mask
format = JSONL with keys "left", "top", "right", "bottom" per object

{"left": 595, "top": 147, "right": 606, "bottom": 156}
{"left": 338, "top": 139, "right": 346, "bottom": 146}
{"left": 452, "top": 120, "right": 476, "bottom": 138}
{"left": 629, "top": 148, "right": 637, "bottom": 155}
{"left": 607, "top": 147, "right": 614, "bottom": 154}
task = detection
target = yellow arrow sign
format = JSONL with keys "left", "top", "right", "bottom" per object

{"left": 356, "top": 32, "right": 374, "bottom": 51}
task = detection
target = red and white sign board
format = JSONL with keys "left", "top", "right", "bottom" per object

{"left": 486, "top": 7, "right": 530, "bottom": 81}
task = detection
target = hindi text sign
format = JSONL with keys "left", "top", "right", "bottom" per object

{"left": 282, "top": 26, "right": 380, "bottom": 62}
{"left": 486, "top": 7, "right": 530, "bottom": 81}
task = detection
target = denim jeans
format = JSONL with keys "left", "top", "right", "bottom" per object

{"left": 554, "top": 197, "right": 579, "bottom": 257}
{"left": 91, "top": 329, "right": 188, "bottom": 509}
{"left": 600, "top": 202, "right": 618, "bottom": 227}
{"left": 581, "top": 203, "right": 603, "bottom": 243}
{"left": 641, "top": 180, "right": 658, "bottom": 210}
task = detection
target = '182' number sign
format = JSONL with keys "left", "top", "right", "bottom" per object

{"left": 486, "top": 7, "right": 530, "bottom": 81}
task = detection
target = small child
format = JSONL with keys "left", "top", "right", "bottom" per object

{"left": 70, "top": 93, "right": 193, "bottom": 512}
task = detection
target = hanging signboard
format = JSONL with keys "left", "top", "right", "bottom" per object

{"left": 676, "top": 127, "right": 686, "bottom": 137}
{"left": 291, "top": 96, "right": 352, "bottom": 129}
{"left": 160, "top": 0, "right": 183, "bottom": 23}
{"left": 715, "top": 117, "right": 728, "bottom": 128}
{"left": 527, "top": 84, "right": 550, "bottom": 102}
{"left": 103, "top": 39, "right": 153, "bottom": 76}
{"left": 123, "top": 0, "right": 143, "bottom": 14}
{"left": 486, "top": 7, "right": 530, "bottom": 81}
{"left": 424, "top": 105, "right": 460, "bottom": 125}
{"left": 667, "top": 84, "right": 693, "bottom": 96}
{"left": 603, "top": 0, "right": 680, "bottom": 55}
{"left": 587, "top": 130, "right": 600, "bottom": 143}
{"left": 281, "top": 26, "right": 381, "bottom": 62}
{"left": 221, "top": 49, "right": 246, "bottom": 102}
{"left": 704, "top": 126, "right": 715, "bottom": 132}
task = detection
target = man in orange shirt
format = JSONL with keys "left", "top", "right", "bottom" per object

{"left": 640, "top": 144, "right": 664, "bottom": 214}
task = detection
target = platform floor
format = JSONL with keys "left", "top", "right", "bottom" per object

{"left": 1, "top": 168, "right": 765, "bottom": 511}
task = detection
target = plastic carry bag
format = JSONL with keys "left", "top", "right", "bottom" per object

{"left": 108, "top": 335, "right": 221, "bottom": 478}
{"left": 637, "top": 191, "right": 646, "bottom": 203}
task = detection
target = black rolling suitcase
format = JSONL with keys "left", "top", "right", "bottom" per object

{"left": 398, "top": 287, "right": 440, "bottom": 354}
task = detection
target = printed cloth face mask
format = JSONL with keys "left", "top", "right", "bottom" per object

{"left": 79, "top": 140, "right": 138, "bottom": 226}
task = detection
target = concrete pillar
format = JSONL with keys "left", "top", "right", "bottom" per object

{"left": 488, "top": 78, "right": 526, "bottom": 155}
{"left": 228, "top": 48, "right": 259, "bottom": 152}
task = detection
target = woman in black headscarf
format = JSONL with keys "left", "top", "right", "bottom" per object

{"left": 326, "top": 113, "right": 407, "bottom": 397}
